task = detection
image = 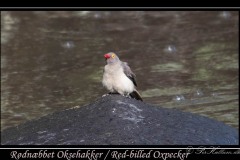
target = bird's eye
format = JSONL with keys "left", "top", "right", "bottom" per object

{"left": 112, "top": 54, "right": 115, "bottom": 58}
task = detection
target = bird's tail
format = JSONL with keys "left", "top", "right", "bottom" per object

{"left": 130, "top": 90, "right": 143, "bottom": 101}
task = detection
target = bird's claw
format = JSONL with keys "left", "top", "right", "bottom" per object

{"left": 102, "top": 93, "right": 109, "bottom": 97}
{"left": 123, "top": 94, "right": 131, "bottom": 98}
{"left": 102, "top": 93, "right": 131, "bottom": 99}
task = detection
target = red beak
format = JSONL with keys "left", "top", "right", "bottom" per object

{"left": 104, "top": 54, "right": 111, "bottom": 59}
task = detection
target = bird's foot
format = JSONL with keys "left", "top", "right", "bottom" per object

{"left": 102, "top": 92, "right": 131, "bottom": 99}
{"left": 102, "top": 93, "right": 109, "bottom": 97}
{"left": 123, "top": 94, "right": 131, "bottom": 99}
{"left": 102, "top": 92, "right": 118, "bottom": 97}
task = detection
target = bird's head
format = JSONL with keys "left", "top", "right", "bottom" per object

{"left": 104, "top": 52, "right": 120, "bottom": 64}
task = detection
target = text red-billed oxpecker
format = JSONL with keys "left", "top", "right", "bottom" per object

{"left": 102, "top": 52, "right": 143, "bottom": 101}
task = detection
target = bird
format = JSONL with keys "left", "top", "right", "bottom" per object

{"left": 102, "top": 52, "right": 143, "bottom": 101}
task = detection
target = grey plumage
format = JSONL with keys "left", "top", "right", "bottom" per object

{"left": 122, "top": 62, "right": 137, "bottom": 87}
{"left": 102, "top": 52, "right": 143, "bottom": 101}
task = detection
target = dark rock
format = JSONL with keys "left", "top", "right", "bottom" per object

{"left": 1, "top": 94, "right": 238, "bottom": 145}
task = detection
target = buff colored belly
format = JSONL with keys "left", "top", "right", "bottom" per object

{"left": 102, "top": 70, "right": 134, "bottom": 95}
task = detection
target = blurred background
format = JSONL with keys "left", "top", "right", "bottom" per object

{"left": 1, "top": 11, "right": 238, "bottom": 131}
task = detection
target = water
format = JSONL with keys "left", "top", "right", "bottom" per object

{"left": 1, "top": 11, "right": 238, "bottom": 131}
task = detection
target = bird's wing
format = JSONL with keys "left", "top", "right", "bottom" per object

{"left": 122, "top": 62, "right": 137, "bottom": 87}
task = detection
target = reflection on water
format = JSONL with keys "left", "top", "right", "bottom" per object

{"left": 1, "top": 11, "right": 238, "bottom": 131}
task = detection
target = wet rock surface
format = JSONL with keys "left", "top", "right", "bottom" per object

{"left": 1, "top": 94, "right": 238, "bottom": 145}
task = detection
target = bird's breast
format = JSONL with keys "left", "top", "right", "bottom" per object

{"left": 102, "top": 65, "right": 134, "bottom": 93}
